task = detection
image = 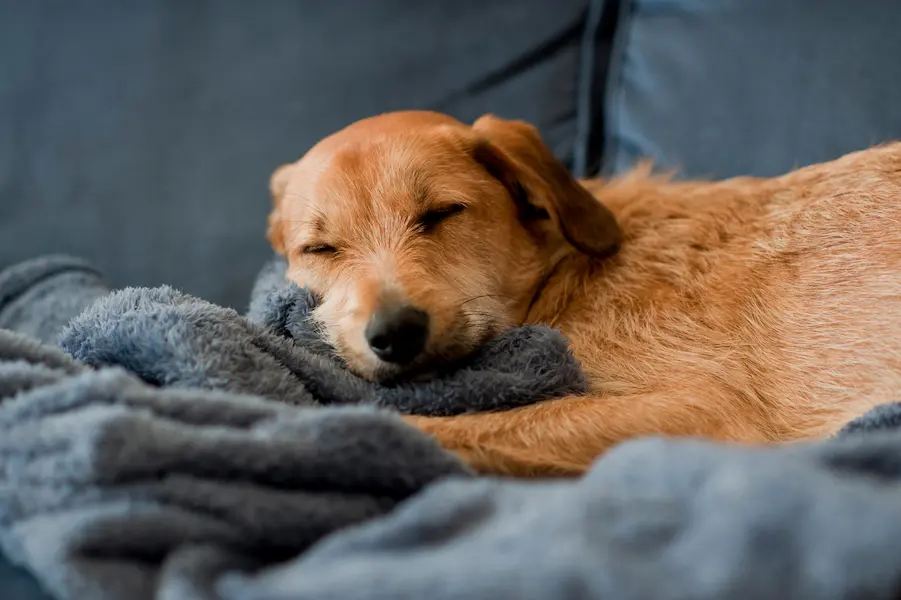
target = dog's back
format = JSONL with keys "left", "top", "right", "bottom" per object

{"left": 279, "top": 110, "right": 901, "bottom": 475}
{"left": 544, "top": 144, "right": 901, "bottom": 442}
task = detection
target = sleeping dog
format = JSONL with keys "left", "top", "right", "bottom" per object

{"left": 265, "top": 110, "right": 901, "bottom": 476}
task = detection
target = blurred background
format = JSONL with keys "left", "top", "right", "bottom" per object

{"left": 2, "top": 0, "right": 900, "bottom": 310}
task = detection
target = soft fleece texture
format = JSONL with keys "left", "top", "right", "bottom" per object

{"left": 1, "top": 254, "right": 588, "bottom": 416}
{"left": 5, "top": 255, "right": 901, "bottom": 600}
{"left": 222, "top": 407, "right": 901, "bottom": 600}
{"left": 0, "top": 327, "right": 469, "bottom": 600}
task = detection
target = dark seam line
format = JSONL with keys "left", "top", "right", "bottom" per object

{"left": 572, "top": 0, "right": 607, "bottom": 178}
{"left": 436, "top": 19, "right": 584, "bottom": 108}
{"left": 601, "top": 0, "right": 634, "bottom": 176}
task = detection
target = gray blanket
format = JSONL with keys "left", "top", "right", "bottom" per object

{"left": 0, "top": 253, "right": 585, "bottom": 600}
{"left": 4, "top": 255, "right": 901, "bottom": 600}
{"left": 0, "top": 330, "right": 468, "bottom": 600}
{"left": 6, "top": 255, "right": 588, "bottom": 415}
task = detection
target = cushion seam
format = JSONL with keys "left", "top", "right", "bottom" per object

{"left": 601, "top": 0, "right": 637, "bottom": 176}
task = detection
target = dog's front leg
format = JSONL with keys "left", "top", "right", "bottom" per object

{"left": 404, "top": 392, "right": 773, "bottom": 478}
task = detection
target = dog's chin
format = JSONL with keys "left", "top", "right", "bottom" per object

{"left": 359, "top": 357, "right": 460, "bottom": 385}
{"left": 343, "top": 346, "right": 479, "bottom": 384}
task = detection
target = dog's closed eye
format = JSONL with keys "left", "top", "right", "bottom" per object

{"left": 417, "top": 203, "right": 466, "bottom": 234}
{"left": 302, "top": 243, "right": 339, "bottom": 256}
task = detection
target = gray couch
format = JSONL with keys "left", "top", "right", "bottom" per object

{"left": 2, "top": 1, "right": 901, "bottom": 598}
{"left": 5, "top": 1, "right": 899, "bottom": 311}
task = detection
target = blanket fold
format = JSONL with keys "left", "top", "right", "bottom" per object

{"left": 0, "top": 253, "right": 590, "bottom": 600}
{"left": 5, "top": 254, "right": 901, "bottom": 600}
{"left": 2, "top": 255, "right": 589, "bottom": 415}
{"left": 0, "top": 255, "right": 108, "bottom": 345}
{"left": 219, "top": 419, "right": 901, "bottom": 600}
{"left": 0, "top": 328, "right": 469, "bottom": 600}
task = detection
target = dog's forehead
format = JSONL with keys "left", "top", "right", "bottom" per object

{"left": 282, "top": 116, "right": 491, "bottom": 243}
{"left": 304, "top": 135, "right": 470, "bottom": 212}
{"left": 315, "top": 142, "right": 422, "bottom": 207}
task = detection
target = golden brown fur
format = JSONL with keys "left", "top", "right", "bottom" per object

{"left": 268, "top": 110, "right": 901, "bottom": 477}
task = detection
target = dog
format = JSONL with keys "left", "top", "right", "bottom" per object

{"left": 266, "top": 110, "right": 901, "bottom": 477}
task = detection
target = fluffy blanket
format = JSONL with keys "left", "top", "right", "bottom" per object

{"left": 3, "top": 255, "right": 901, "bottom": 600}
{"left": 0, "top": 254, "right": 585, "bottom": 600}
{"left": 5, "top": 255, "right": 588, "bottom": 415}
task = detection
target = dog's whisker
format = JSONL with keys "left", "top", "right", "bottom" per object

{"left": 456, "top": 294, "right": 516, "bottom": 309}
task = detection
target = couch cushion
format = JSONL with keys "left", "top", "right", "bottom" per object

{"left": 0, "top": 555, "right": 53, "bottom": 600}
{"left": 604, "top": 0, "right": 901, "bottom": 179}
{"left": 0, "top": 0, "right": 589, "bottom": 308}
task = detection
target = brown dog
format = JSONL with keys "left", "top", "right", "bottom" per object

{"left": 267, "top": 110, "right": 901, "bottom": 477}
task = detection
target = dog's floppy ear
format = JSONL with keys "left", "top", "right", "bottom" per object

{"left": 267, "top": 164, "right": 294, "bottom": 255}
{"left": 471, "top": 114, "right": 620, "bottom": 257}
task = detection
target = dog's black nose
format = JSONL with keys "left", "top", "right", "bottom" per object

{"left": 365, "top": 304, "right": 429, "bottom": 364}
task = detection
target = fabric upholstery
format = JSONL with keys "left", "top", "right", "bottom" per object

{"left": 0, "top": 0, "right": 589, "bottom": 308}
{"left": 604, "top": 0, "right": 901, "bottom": 178}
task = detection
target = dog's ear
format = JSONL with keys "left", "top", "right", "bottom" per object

{"left": 471, "top": 114, "right": 620, "bottom": 258}
{"left": 267, "top": 164, "right": 294, "bottom": 255}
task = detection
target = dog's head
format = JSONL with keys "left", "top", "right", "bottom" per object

{"left": 267, "top": 111, "right": 620, "bottom": 381}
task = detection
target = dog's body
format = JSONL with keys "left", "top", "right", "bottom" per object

{"left": 268, "top": 111, "right": 901, "bottom": 477}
